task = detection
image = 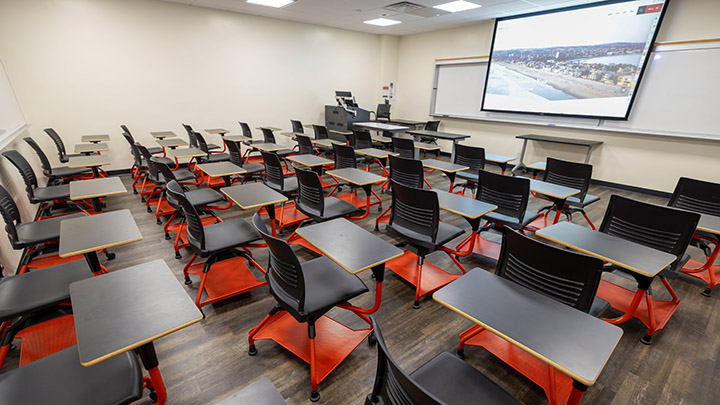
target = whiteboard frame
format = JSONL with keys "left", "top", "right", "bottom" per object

{"left": 428, "top": 41, "right": 720, "bottom": 142}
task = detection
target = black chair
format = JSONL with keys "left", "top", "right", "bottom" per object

{"left": 375, "top": 155, "right": 427, "bottom": 230}
{"left": 455, "top": 169, "right": 539, "bottom": 261}
{"left": 385, "top": 181, "right": 466, "bottom": 308}
{"left": 353, "top": 129, "right": 386, "bottom": 170}
{"left": 123, "top": 134, "right": 148, "bottom": 194}
{"left": 311, "top": 125, "right": 333, "bottom": 153}
{"left": 261, "top": 152, "right": 305, "bottom": 233}
{"left": 43, "top": 128, "right": 81, "bottom": 163}
{"left": 418, "top": 120, "right": 441, "bottom": 147}
{"left": 248, "top": 213, "right": 368, "bottom": 402}
{"left": 376, "top": 103, "right": 391, "bottom": 121}
{"left": 23, "top": 137, "right": 91, "bottom": 184}
{"left": 135, "top": 143, "right": 196, "bottom": 209}
{"left": 2, "top": 150, "right": 76, "bottom": 218}
{"left": 668, "top": 177, "right": 720, "bottom": 296}
{"left": 366, "top": 317, "right": 518, "bottom": 405}
{"left": 0, "top": 345, "right": 144, "bottom": 405}
{"left": 224, "top": 139, "right": 264, "bottom": 181}
{"left": 290, "top": 120, "right": 304, "bottom": 134}
{"left": 238, "top": 122, "right": 262, "bottom": 162}
{"left": 183, "top": 123, "right": 220, "bottom": 151}
{"left": 194, "top": 131, "right": 230, "bottom": 163}
{"left": 452, "top": 144, "right": 485, "bottom": 195}
{"left": 167, "top": 180, "right": 265, "bottom": 310}
{"left": 296, "top": 134, "right": 316, "bottom": 156}
{"left": 332, "top": 143, "right": 359, "bottom": 170}
{"left": 536, "top": 158, "right": 599, "bottom": 229}
{"left": 260, "top": 128, "right": 293, "bottom": 158}
{"left": 598, "top": 195, "right": 699, "bottom": 344}
{"left": 295, "top": 167, "right": 358, "bottom": 222}
{"left": 392, "top": 137, "right": 415, "bottom": 159}
{"left": 120, "top": 125, "right": 163, "bottom": 155}
{"left": 456, "top": 228, "right": 607, "bottom": 404}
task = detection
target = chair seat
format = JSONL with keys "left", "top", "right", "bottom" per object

{"left": 0, "top": 259, "right": 93, "bottom": 322}
{"left": 240, "top": 163, "right": 265, "bottom": 175}
{"left": 0, "top": 345, "right": 143, "bottom": 405}
{"left": 566, "top": 194, "right": 600, "bottom": 208}
{"left": 483, "top": 210, "right": 540, "bottom": 230}
{"left": 202, "top": 153, "right": 230, "bottom": 163}
{"left": 272, "top": 256, "right": 368, "bottom": 319}
{"left": 266, "top": 177, "right": 298, "bottom": 194}
{"left": 185, "top": 188, "right": 225, "bottom": 207}
{"left": 456, "top": 171, "right": 478, "bottom": 182}
{"left": 49, "top": 166, "right": 92, "bottom": 178}
{"left": 154, "top": 157, "right": 175, "bottom": 166}
{"left": 275, "top": 150, "right": 295, "bottom": 158}
{"left": 16, "top": 213, "right": 87, "bottom": 246}
{"left": 147, "top": 146, "right": 164, "bottom": 155}
{"left": 33, "top": 184, "right": 71, "bottom": 201}
{"left": 298, "top": 197, "right": 359, "bottom": 221}
{"left": 387, "top": 221, "right": 464, "bottom": 251}
{"left": 199, "top": 218, "right": 261, "bottom": 254}
{"left": 410, "top": 352, "right": 519, "bottom": 405}
{"left": 160, "top": 169, "right": 195, "bottom": 183}
{"left": 207, "top": 143, "right": 221, "bottom": 151}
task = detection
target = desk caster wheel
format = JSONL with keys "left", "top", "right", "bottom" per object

{"left": 702, "top": 288, "right": 713, "bottom": 297}
{"left": 248, "top": 345, "right": 258, "bottom": 356}
{"left": 374, "top": 224, "right": 379, "bottom": 231}
{"left": 184, "top": 276, "right": 192, "bottom": 285}
{"left": 310, "top": 390, "right": 320, "bottom": 402}
{"left": 149, "top": 390, "right": 158, "bottom": 403}
{"left": 456, "top": 348, "right": 465, "bottom": 359}
{"left": 133, "top": 189, "right": 138, "bottom": 195}
{"left": 368, "top": 332, "right": 377, "bottom": 346}
{"left": 105, "top": 252, "right": 116, "bottom": 260}
{"left": 165, "top": 233, "right": 171, "bottom": 240}
{"left": 147, "top": 207, "right": 152, "bottom": 213}
{"left": 640, "top": 334, "right": 653, "bottom": 345}
{"left": 156, "top": 218, "right": 162, "bottom": 225}
{"left": 412, "top": 300, "right": 420, "bottom": 309}
{"left": 175, "top": 252, "right": 182, "bottom": 259}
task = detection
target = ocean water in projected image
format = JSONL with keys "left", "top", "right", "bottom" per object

{"left": 487, "top": 64, "right": 575, "bottom": 101}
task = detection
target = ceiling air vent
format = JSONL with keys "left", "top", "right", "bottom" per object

{"left": 383, "top": 2, "right": 425, "bottom": 13}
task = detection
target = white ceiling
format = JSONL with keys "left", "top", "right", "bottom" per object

{"left": 161, "top": 0, "right": 600, "bottom": 36}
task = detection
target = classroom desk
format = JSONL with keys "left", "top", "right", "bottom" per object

{"left": 355, "top": 148, "right": 398, "bottom": 159}
{"left": 167, "top": 147, "right": 206, "bottom": 159}
{"left": 156, "top": 138, "right": 188, "bottom": 148}
{"left": 197, "top": 162, "right": 246, "bottom": 186}
{"left": 537, "top": 222, "right": 679, "bottom": 343}
{"left": 435, "top": 190, "right": 497, "bottom": 261}
{"left": 280, "top": 131, "right": 302, "bottom": 140}
{"left": 297, "top": 218, "right": 403, "bottom": 314}
{"left": 251, "top": 143, "right": 290, "bottom": 153}
{"left": 59, "top": 209, "right": 142, "bottom": 273}
{"left": 286, "top": 154, "right": 332, "bottom": 175}
{"left": 69, "top": 177, "right": 126, "bottom": 212}
{"left": 353, "top": 122, "right": 408, "bottom": 133}
{"left": 70, "top": 260, "right": 203, "bottom": 405}
{"left": 205, "top": 128, "right": 229, "bottom": 135}
{"left": 386, "top": 118, "right": 427, "bottom": 128}
{"left": 370, "top": 136, "right": 392, "bottom": 144}
{"left": 485, "top": 153, "right": 516, "bottom": 175}
{"left": 256, "top": 126, "right": 282, "bottom": 132}
{"left": 311, "top": 139, "right": 344, "bottom": 148}
{"left": 67, "top": 154, "right": 110, "bottom": 178}
{"left": 434, "top": 268, "right": 623, "bottom": 405}
{"left": 528, "top": 179, "right": 580, "bottom": 226}
{"left": 421, "top": 159, "right": 468, "bottom": 192}
{"left": 223, "top": 135, "right": 251, "bottom": 143}
{"left": 326, "top": 168, "right": 385, "bottom": 219}
{"left": 74, "top": 142, "right": 108, "bottom": 154}
{"left": 512, "top": 134, "right": 603, "bottom": 175}
{"left": 221, "top": 182, "right": 288, "bottom": 237}
{"left": 150, "top": 131, "right": 177, "bottom": 139}
{"left": 80, "top": 134, "right": 110, "bottom": 143}
{"left": 680, "top": 213, "right": 720, "bottom": 296}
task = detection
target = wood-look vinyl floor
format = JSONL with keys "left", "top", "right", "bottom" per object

{"left": 2, "top": 158, "right": 718, "bottom": 405}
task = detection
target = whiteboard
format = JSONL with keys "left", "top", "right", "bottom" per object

{"left": 0, "top": 58, "right": 25, "bottom": 141}
{"left": 429, "top": 42, "right": 720, "bottom": 140}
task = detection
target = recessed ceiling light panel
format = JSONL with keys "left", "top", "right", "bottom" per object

{"left": 363, "top": 18, "right": 402, "bottom": 26}
{"left": 247, "top": 0, "right": 294, "bottom": 8}
{"left": 433, "top": 0, "right": 481, "bottom": 13}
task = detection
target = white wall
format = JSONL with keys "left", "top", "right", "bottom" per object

{"left": 0, "top": 0, "right": 386, "bottom": 172}
{"left": 393, "top": 0, "right": 720, "bottom": 192}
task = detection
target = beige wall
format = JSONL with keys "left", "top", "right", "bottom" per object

{"left": 393, "top": 0, "right": 720, "bottom": 192}
{"left": 0, "top": 0, "right": 386, "bottom": 172}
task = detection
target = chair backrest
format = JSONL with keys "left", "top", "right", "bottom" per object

{"left": 388, "top": 155, "right": 424, "bottom": 189}
{"left": 424, "top": 121, "right": 440, "bottom": 131}
{"left": 193, "top": 131, "right": 212, "bottom": 155}
{"left": 0, "top": 184, "right": 23, "bottom": 248}
{"left": 599, "top": 195, "right": 700, "bottom": 264}
{"left": 153, "top": 159, "right": 181, "bottom": 208}
{"left": 126, "top": 135, "right": 144, "bottom": 168}
{"left": 252, "top": 213, "right": 306, "bottom": 312}
{"left": 135, "top": 143, "right": 161, "bottom": 182}
{"left": 2, "top": 150, "right": 38, "bottom": 199}
{"left": 166, "top": 180, "right": 205, "bottom": 250}
{"left": 389, "top": 180, "right": 439, "bottom": 243}
{"left": 333, "top": 144, "right": 357, "bottom": 169}
{"left": 238, "top": 122, "right": 253, "bottom": 139}
{"left": 120, "top": 124, "right": 131, "bottom": 136}
{"left": 296, "top": 135, "right": 315, "bottom": 156}
{"left": 295, "top": 168, "right": 325, "bottom": 218}
{"left": 668, "top": 177, "right": 720, "bottom": 216}
{"left": 376, "top": 103, "right": 391, "bottom": 120}
{"left": 312, "top": 125, "right": 329, "bottom": 140}
{"left": 121, "top": 130, "right": 136, "bottom": 147}
{"left": 290, "top": 120, "right": 304, "bottom": 134}
{"left": 23, "top": 137, "right": 53, "bottom": 176}
{"left": 43, "top": 128, "right": 67, "bottom": 160}
{"left": 224, "top": 139, "right": 244, "bottom": 167}
{"left": 476, "top": 169, "right": 530, "bottom": 221}
{"left": 353, "top": 129, "right": 373, "bottom": 150}
{"left": 261, "top": 128, "right": 276, "bottom": 144}
{"left": 261, "top": 151, "right": 285, "bottom": 191}
{"left": 543, "top": 158, "right": 592, "bottom": 202}
{"left": 184, "top": 125, "right": 198, "bottom": 148}
{"left": 498, "top": 228, "right": 604, "bottom": 312}
{"left": 454, "top": 144, "right": 485, "bottom": 173}
{"left": 392, "top": 137, "right": 414, "bottom": 159}
{"left": 366, "top": 316, "right": 445, "bottom": 404}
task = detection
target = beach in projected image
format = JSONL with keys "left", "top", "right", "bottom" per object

{"left": 482, "top": 0, "right": 666, "bottom": 118}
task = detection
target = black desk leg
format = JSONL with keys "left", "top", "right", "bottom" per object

{"left": 84, "top": 251, "right": 103, "bottom": 274}
{"left": 222, "top": 175, "right": 231, "bottom": 187}
{"left": 136, "top": 342, "right": 168, "bottom": 404}
{"left": 568, "top": 380, "right": 588, "bottom": 405}
{"left": 264, "top": 204, "right": 278, "bottom": 237}
{"left": 91, "top": 167, "right": 100, "bottom": 178}
{"left": 446, "top": 172, "right": 456, "bottom": 193}
{"left": 90, "top": 197, "right": 102, "bottom": 213}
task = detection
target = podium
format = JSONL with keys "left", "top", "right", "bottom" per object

{"left": 325, "top": 105, "right": 370, "bottom": 141}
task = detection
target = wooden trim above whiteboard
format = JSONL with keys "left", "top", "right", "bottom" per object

{"left": 435, "top": 55, "right": 489, "bottom": 62}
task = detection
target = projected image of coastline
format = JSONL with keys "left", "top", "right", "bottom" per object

{"left": 487, "top": 42, "right": 644, "bottom": 100}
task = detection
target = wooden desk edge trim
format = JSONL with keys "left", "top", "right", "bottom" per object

{"left": 326, "top": 173, "right": 385, "bottom": 186}
{"left": 70, "top": 190, "right": 127, "bottom": 200}
{"left": 535, "top": 231, "right": 671, "bottom": 278}
{"left": 432, "top": 295, "right": 621, "bottom": 386}
{"left": 221, "top": 190, "right": 287, "bottom": 210}
{"left": 59, "top": 236, "right": 144, "bottom": 258}
{"left": 197, "top": 167, "right": 247, "bottom": 176}
{"left": 78, "top": 315, "right": 203, "bottom": 367}
{"left": 440, "top": 205, "right": 496, "bottom": 220}
{"left": 422, "top": 162, "right": 469, "bottom": 172}
{"left": 294, "top": 230, "right": 403, "bottom": 274}
{"left": 531, "top": 188, "right": 581, "bottom": 199}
